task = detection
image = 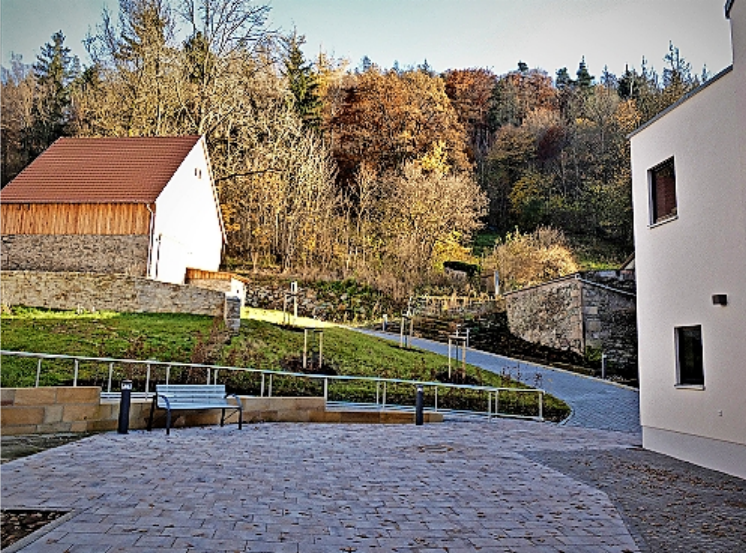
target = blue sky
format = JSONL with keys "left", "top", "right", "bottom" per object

{"left": 1, "top": 0, "right": 733, "bottom": 79}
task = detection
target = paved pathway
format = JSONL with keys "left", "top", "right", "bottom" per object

{"left": 360, "top": 331, "right": 641, "bottom": 435}
{"left": 2, "top": 422, "right": 642, "bottom": 553}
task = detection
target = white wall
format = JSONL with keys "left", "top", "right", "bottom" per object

{"left": 630, "top": 7, "right": 746, "bottom": 477}
{"left": 150, "top": 137, "right": 224, "bottom": 284}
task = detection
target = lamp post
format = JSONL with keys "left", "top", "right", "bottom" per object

{"left": 117, "top": 380, "right": 133, "bottom": 434}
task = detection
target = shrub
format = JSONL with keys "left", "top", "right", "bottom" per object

{"left": 483, "top": 227, "right": 579, "bottom": 292}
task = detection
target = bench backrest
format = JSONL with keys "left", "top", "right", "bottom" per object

{"left": 155, "top": 384, "right": 227, "bottom": 407}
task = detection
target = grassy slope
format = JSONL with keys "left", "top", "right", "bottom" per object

{"left": 0, "top": 307, "right": 569, "bottom": 420}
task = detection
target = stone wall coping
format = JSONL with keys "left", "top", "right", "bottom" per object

{"left": 503, "top": 272, "right": 636, "bottom": 299}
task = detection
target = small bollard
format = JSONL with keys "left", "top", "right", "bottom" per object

{"left": 117, "top": 380, "right": 133, "bottom": 434}
{"left": 415, "top": 384, "right": 424, "bottom": 426}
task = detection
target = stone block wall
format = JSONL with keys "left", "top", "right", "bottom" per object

{"left": 505, "top": 278, "right": 584, "bottom": 353}
{"left": 1, "top": 235, "right": 149, "bottom": 276}
{"left": 188, "top": 277, "right": 246, "bottom": 305}
{"left": 0, "top": 387, "right": 443, "bottom": 435}
{"left": 1, "top": 271, "right": 225, "bottom": 316}
{"left": 581, "top": 282, "right": 638, "bottom": 371}
{"left": 0, "top": 387, "right": 103, "bottom": 435}
{"left": 505, "top": 274, "right": 638, "bottom": 372}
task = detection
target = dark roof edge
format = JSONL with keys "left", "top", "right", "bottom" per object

{"left": 726, "top": 0, "right": 735, "bottom": 17}
{"left": 627, "top": 65, "right": 733, "bottom": 139}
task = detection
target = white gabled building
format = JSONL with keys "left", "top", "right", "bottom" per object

{"left": 629, "top": 0, "right": 746, "bottom": 478}
{"left": 1, "top": 135, "right": 225, "bottom": 285}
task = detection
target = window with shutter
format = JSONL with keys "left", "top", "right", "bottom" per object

{"left": 650, "top": 158, "right": 677, "bottom": 224}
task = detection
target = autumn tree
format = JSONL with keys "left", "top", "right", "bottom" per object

{"left": 443, "top": 68, "right": 497, "bottom": 161}
{"left": 489, "top": 65, "right": 557, "bottom": 129}
{"left": 330, "top": 65, "right": 469, "bottom": 186}
{"left": 1, "top": 56, "right": 36, "bottom": 185}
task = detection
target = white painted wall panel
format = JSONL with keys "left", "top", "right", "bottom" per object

{"left": 151, "top": 138, "right": 223, "bottom": 284}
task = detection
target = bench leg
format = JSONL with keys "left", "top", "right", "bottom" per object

{"left": 166, "top": 408, "right": 171, "bottom": 436}
{"left": 237, "top": 405, "right": 243, "bottom": 430}
{"left": 220, "top": 408, "right": 225, "bottom": 427}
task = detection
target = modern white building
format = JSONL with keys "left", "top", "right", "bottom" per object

{"left": 629, "top": 0, "right": 745, "bottom": 478}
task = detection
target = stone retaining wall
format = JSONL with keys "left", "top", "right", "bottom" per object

{"left": 1, "top": 235, "right": 149, "bottom": 276}
{"left": 245, "top": 282, "right": 379, "bottom": 322}
{"left": 0, "top": 387, "right": 442, "bottom": 435}
{"left": 1, "top": 271, "right": 225, "bottom": 316}
{"left": 505, "top": 274, "right": 637, "bottom": 372}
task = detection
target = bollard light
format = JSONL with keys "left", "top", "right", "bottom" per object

{"left": 117, "top": 380, "right": 133, "bottom": 434}
{"left": 415, "top": 384, "right": 424, "bottom": 426}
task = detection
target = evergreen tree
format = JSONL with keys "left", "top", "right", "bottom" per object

{"left": 32, "top": 30, "right": 79, "bottom": 153}
{"left": 282, "top": 30, "right": 322, "bottom": 130}
{"left": 575, "top": 57, "right": 594, "bottom": 90}
{"left": 555, "top": 67, "right": 572, "bottom": 90}
{"left": 600, "top": 65, "right": 617, "bottom": 89}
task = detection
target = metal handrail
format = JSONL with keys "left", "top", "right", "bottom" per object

{"left": 0, "top": 350, "right": 545, "bottom": 421}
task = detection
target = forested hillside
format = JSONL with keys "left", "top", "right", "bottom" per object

{"left": 1, "top": 0, "right": 709, "bottom": 297}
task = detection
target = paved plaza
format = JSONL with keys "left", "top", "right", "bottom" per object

{"left": 3, "top": 421, "right": 643, "bottom": 553}
{"left": 4, "top": 341, "right": 744, "bottom": 552}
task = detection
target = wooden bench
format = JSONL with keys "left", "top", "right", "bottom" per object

{"left": 147, "top": 384, "right": 243, "bottom": 435}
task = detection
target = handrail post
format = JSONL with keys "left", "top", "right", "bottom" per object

{"left": 214, "top": 369, "right": 219, "bottom": 384}
{"left": 145, "top": 363, "right": 151, "bottom": 396}
{"left": 376, "top": 382, "right": 380, "bottom": 407}
{"left": 323, "top": 378, "right": 328, "bottom": 403}
{"left": 73, "top": 359, "right": 79, "bottom": 387}
{"left": 206, "top": 368, "right": 211, "bottom": 385}
{"left": 35, "top": 359, "right": 42, "bottom": 388}
{"left": 538, "top": 390, "right": 543, "bottom": 421}
{"left": 268, "top": 374, "right": 273, "bottom": 397}
{"left": 382, "top": 382, "right": 387, "bottom": 410}
{"left": 261, "top": 373, "right": 265, "bottom": 397}
{"left": 495, "top": 389, "right": 499, "bottom": 416}
{"left": 107, "top": 362, "right": 114, "bottom": 393}
{"left": 303, "top": 329, "right": 308, "bottom": 370}
{"left": 165, "top": 365, "right": 171, "bottom": 385}
{"left": 318, "top": 331, "right": 323, "bottom": 370}
{"left": 434, "top": 386, "right": 438, "bottom": 412}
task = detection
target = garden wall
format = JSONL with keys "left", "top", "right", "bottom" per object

{"left": 1, "top": 235, "right": 149, "bottom": 276}
{"left": 505, "top": 273, "right": 637, "bottom": 372}
{"left": 0, "top": 387, "right": 442, "bottom": 435}
{"left": 0, "top": 271, "right": 226, "bottom": 317}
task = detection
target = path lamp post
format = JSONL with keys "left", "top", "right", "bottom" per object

{"left": 117, "top": 380, "right": 133, "bottom": 434}
{"left": 415, "top": 384, "right": 424, "bottom": 426}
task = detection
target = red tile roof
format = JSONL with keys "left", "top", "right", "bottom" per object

{"left": 1, "top": 136, "right": 203, "bottom": 203}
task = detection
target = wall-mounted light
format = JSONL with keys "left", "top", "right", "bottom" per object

{"left": 712, "top": 294, "right": 728, "bottom": 306}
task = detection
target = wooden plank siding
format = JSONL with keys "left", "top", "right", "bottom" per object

{"left": 1, "top": 203, "right": 152, "bottom": 235}
{"left": 185, "top": 268, "right": 251, "bottom": 285}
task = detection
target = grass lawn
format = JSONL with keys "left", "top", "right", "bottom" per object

{"left": 0, "top": 307, "right": 570, "bottom": 421}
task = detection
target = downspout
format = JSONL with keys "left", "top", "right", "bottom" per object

{"left": 146, "top": 203, "right": 155, "bottom": 279}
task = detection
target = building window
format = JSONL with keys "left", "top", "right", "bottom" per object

{"left": 650, "top": 157, "right": 677, "bottom": 224}
{"left": 676, "top": 325, "right": 703, "bottom": 386}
